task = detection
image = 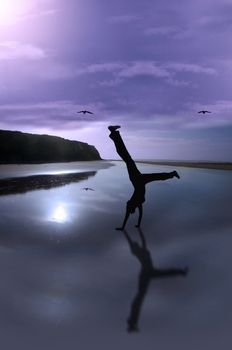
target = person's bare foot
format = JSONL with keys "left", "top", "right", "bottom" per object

{"left": 172, "top": 170, "right": 180, "bottom": 179}
{"left": 108, "top": 125, "right": 121, "bottom": 132}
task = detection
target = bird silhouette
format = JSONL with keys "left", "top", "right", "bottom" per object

{"left": 198, "top": 110, "right": 211, "bottom": 114}
{"left": 77, "top": 110, "right": 94, "bottom": 115}
{"left": 82, "top": 187, "right": 94, "bottom": 191}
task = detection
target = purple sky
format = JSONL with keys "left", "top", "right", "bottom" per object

{"left": 0, "top": 0, "right": 232, "bottom": 160}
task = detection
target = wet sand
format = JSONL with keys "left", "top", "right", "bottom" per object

{"left": 0, "top": 161, "right": 231, "bottom": 350}
{"left": 0, "top": 171, "right": 96, "bottom": 196}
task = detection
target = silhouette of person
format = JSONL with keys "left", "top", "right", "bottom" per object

{"left": 123, "top": 229, "right": 188, "bottom": 332}
{"left": 108, "top": 126, "right": 180, "bottom": 230}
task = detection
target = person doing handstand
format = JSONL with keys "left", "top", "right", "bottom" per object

{"left": 108, "top": 125, "right": 180, "bottom": 230}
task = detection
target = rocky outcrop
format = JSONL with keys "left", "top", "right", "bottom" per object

{"left": 0, "top": 129, "right": 101, "bottom": 163}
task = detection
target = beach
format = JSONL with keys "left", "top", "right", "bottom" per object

{"left": 0, "top": 160, "right": 231, "bottom": 350}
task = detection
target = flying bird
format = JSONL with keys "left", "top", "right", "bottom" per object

{"left": 82, "top": 187, "right": 94, "bottom": 191}
{"left": 198, "top": 110, "right": 212, "bottom": 114}
{"left": 77, "top": 110, "right": 94, "bottom": 115}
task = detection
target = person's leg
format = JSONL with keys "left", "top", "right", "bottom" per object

{"left": 109, "top": 128, "right": 141, "bottom": 180}
{"left": 142, "top": 171, "right": 180, "bottom": 184}
{"left": 109, "top": 130, "right": 132, "bottom": 162}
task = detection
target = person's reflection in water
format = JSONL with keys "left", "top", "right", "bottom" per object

{"left": 123, "top": 229, "right": 188, "bottom": 332}
{"left": 108, "top": 126, "right": 180, "bottom": 230}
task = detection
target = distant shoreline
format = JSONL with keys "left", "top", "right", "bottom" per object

{"left": 111, "top": 160, "right": 232, "bottom": 171}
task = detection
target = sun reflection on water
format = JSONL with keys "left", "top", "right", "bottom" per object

{"left": 51, "top": 204, "right": 68, "bottom": 223}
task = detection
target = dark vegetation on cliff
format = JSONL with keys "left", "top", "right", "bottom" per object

{"left": 0, "top": 129, "right": 101, "bottom": 164}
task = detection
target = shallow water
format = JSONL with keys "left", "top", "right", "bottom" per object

{"left": 0, "top": 161, "right": 232, "bottom": 350}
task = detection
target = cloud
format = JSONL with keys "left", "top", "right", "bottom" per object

{"left": 74, "top": 60, "right": 216, "bottom": 88}
{"left": 35, "top": 61, "right": 75, "bottom": 80}
{"left": 144, "top": 26, "right": 179, "bottom": 36}
{"left": 186, "top": 99, "right": 232, "bottom": 116}
{"left": 179, "top": 100, "right": 232, "bottom": 129}
{"left": 0, "top": 100, "right": 231, "bottom": 161}
{"left": 0, "top": 100, "right": 107, "bottom": 129}
{"left": 0, "top": 41, "right": 47, "bottom": 60}
{"left": 76, "top": 63, "right": 124, "bottom": 75}
{"left": 118, "top": 61, "right": 170, "bottom": 78}
{"left": 207, "top": 100, "right": 232, "bottom": 113}
{"left": 108, "top": 14, "right": 140, "bottom": 24}
{"left": 164, "top": 63, "right": 217, "bottom": 75}
{"left": 102, "top": 102, "right": 232, "bottom": 132}
{"left": 169, "top": 10, "right": 232, "bottom": 40}
{"left": 0, "top": 44, "right": 77, "bottom": 84}
{"left": 166, "top": 78, "right": 191, "bottom": 87}
{"left": 20, "top": 9, "right": 59, "bottom": 22}
{"left": 75, "top": 61, "right": 170, "bottom": 80}
{"left": 99, "top": 78, "right": 123, "bottom": 87}
{"left": 0, "top": 0, "right": 57, "bottom": 26}
{"left": 186, "top": 119, "right": 232, "bottom": 129}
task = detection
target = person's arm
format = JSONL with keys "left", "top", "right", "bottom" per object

{"left": 116, "top": 207, "right": 130, "bottom": 231}
{"left": 135, "top": 204, "right": 143, "bottom": 228}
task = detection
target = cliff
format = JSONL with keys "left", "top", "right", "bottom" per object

{"left": 0, "top": 129, "right": 101, "bottom": 163}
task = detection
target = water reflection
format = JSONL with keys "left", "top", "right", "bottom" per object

{"left": 0, "top": 161, "right": 231, "bottom": 348}
{"left": 123, "top": 229, "right": 188, "bottom": 332}
{"left": 51, "top": 204, "right": 68, "bottom": 224}
{"left": 0, "top": 171, "right": 97, "bottom": 196}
